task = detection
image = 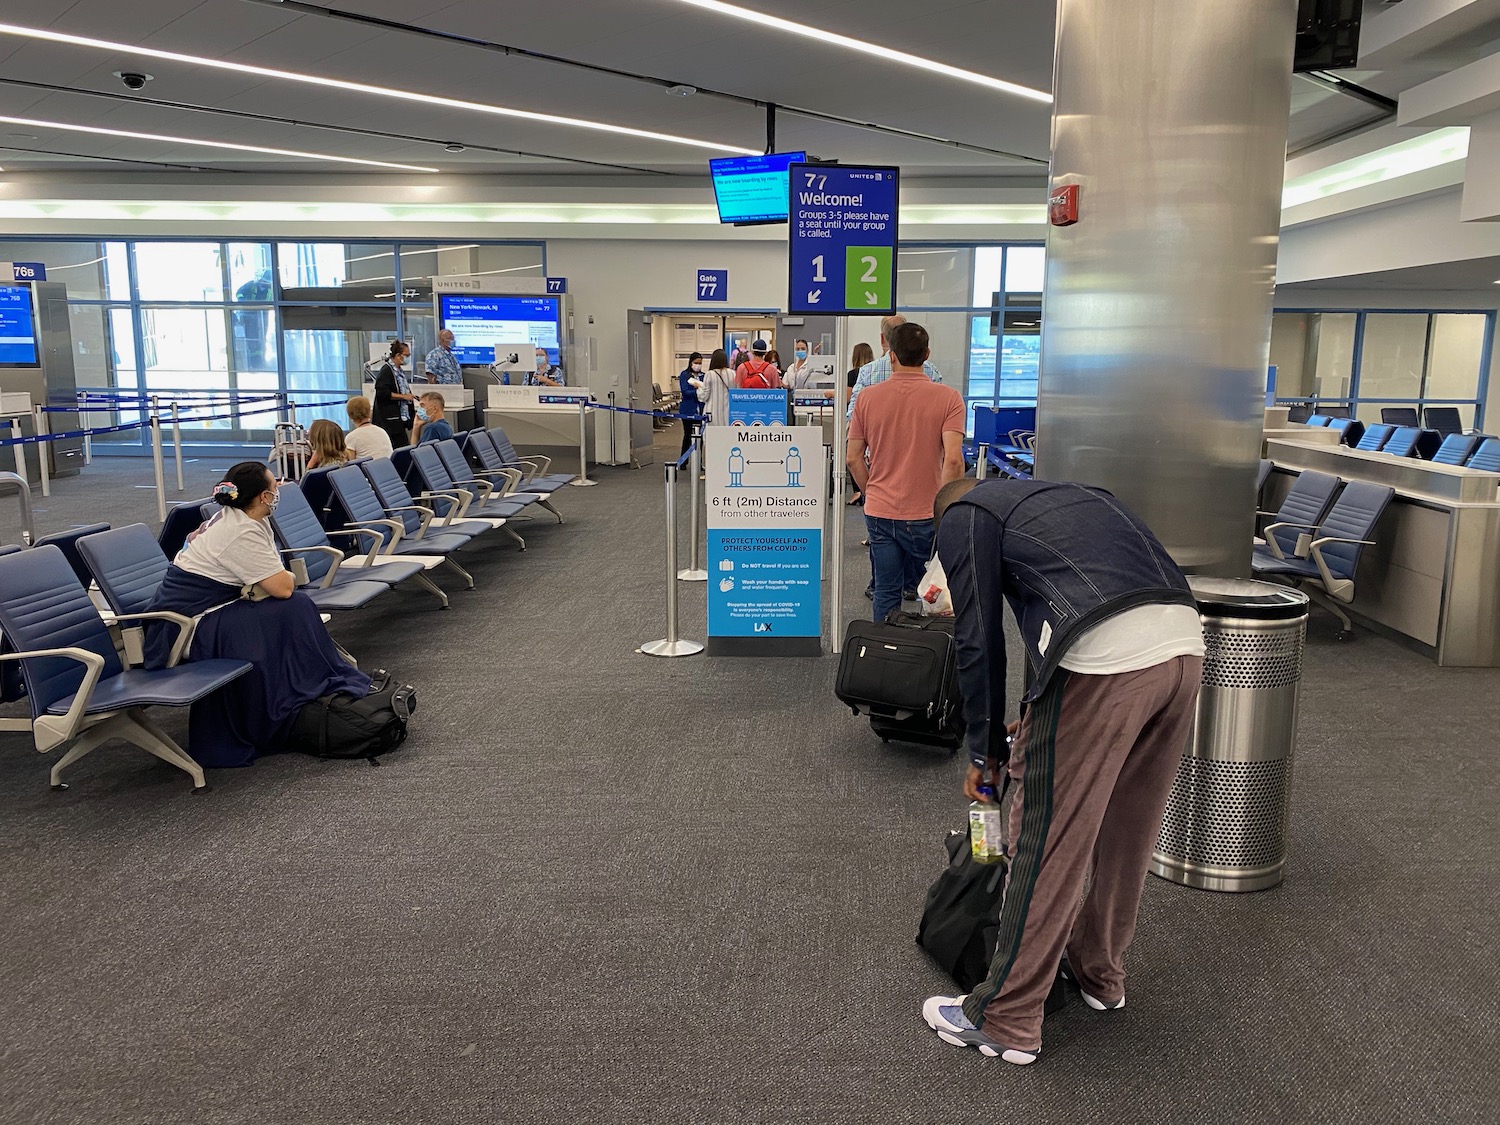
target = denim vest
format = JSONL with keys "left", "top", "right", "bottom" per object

{"left": 940, "top": 480, "right": 1195, "bottom": 729}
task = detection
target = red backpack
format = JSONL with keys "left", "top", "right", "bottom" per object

{"left": 738, "top": 359, "right": 773, "bottom": 389}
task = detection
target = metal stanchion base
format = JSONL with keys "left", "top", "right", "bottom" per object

{"left": 569, "top": 479, "right": 599, "bottom": 487}
{"left": 639, "top": 638, "right": 704, "bottom": 657}
{"left": 676, "top": 568, "right": 708, "bottom": 582}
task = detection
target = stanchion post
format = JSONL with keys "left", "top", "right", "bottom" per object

{"left": 677, "top": 433, "right": 707, "bottom": 582}
{"left": 642, "top": 463, "right": 703, "bottom": 657}
{"left": 32, "top": 406, "right": 50, "bottom": 498}
{"left": 149, "top": 396, "right": 167, "bottom": 523}
{"left": 570, "top": 398, "right": 598, "bottom": 487}
{"left": 976, "top": 442, "right": 989, "bottom": 480}
{"left": 608, "top": 391, "right": 619, "bottom": 466}
{"left": 7, "top": 418, "right": 25, "bottom": 487}
{"left": 831, "top": 317, "right": 848, "bottom": 654}
{"left": 171, "top": 400, "right": 185, "bottom": 492}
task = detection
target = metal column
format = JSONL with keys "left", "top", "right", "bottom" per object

{"left": 1037, "top": 0, "right": 1298, "bottom": 577}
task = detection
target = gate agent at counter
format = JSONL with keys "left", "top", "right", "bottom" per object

{"left": 920, "top": 478, "right": 1206, "bottom": 1066}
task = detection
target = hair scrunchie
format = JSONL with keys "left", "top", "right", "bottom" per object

{"left": 213, "top": 481, "right": 239, "bottom": 501}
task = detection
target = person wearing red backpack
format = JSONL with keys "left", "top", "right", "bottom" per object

{"left": 735, "top": 339, "right": 782, "bottom": 389}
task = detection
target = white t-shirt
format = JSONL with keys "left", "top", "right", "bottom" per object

{"left": 345, "top": 423, "right": 394, "bottom": 460}
{"left": 1058, "top": 604, "right": 1206, "bottom": 675}
{"left": 174, "top": 506, "right": 285, "bottom": 589}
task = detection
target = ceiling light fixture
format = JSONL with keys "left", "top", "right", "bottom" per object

{"left": 0, "top": 114, "right": 439, "bottom": 172}
{"left": 1282, "top": 127, "right": 1469, "bottom": 210}
{"left": 0, "top": 21, "right": 759, "bottom": 155}
{"left": 670, "top": 0, "right": 1052, "bottom": 103}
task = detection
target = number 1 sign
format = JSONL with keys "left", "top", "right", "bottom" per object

{"left": 786, "top": 164, "right": 899, "bottom": 316}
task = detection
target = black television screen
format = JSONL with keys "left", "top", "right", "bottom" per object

{"left": 0, "top": 285, "right": 38, "bottom": 367}
{"left": 438, "top": 294, "right": 561, "bottom": 366}
{"left": 709, "top": 151, "right": 808, "bottom": 225}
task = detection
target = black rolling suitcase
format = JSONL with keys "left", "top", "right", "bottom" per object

{"left": 836, "top": 612, "right": 964, "bottom": 751}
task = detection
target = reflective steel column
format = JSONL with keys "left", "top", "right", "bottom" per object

{"left": 1036, "top": 0, "right": 1298, "bottom": 576}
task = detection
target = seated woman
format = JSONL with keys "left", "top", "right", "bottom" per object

{"left": 143, "top": 461, "right": 370, "bottom": 769}
{"left": 305, "top": 418, "right": 352, "bottom": 470}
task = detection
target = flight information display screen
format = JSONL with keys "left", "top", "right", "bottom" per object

{"left": 0, "top": 285, "right": 38, "bottom": 367}
{"left": 438, "top": 295, "right": 561, "bottom": 366}
{"left": 709, "top": 151, "right": 807, "bottom": 225}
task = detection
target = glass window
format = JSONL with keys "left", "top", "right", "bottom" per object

{"left": 1004, "top": 246, "right": 1046, "bottom": 293}
{"left": 281, "top": 305, "right": 397, "bottom": 429}
{"left": 1308, "top": 312, "right": 1357, "bottom": 400}
{"left": 133, "top": 242, "right": 226, "bottom": 302}
{"left": 972, "top": 247, "right": 1004, "bottom": 308}
{"left": 1358, "top": 313, "right": 1428, "bottom": 401}
{"left": 227, "top": 243, "right": 275, "bottom": 302}
{"left": 895, "top": 247, "right": 971, "bottom": 307}
{"left": 138, "top": 307, "right": 229, "bottom": 394}
{"left": 277, "top": 242, "right": 397, "bottom": 302}
{"left": 1425, "top": 313, "right": 1487, "bottom": 400}
{"left": 1269, "top": 313, "right": 1310, "bottom": 398}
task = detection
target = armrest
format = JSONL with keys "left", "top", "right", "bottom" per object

{"left": 1262, "top": 520, "right": 1322, "bottom": 560}
{"left": 378, "top": 505, "right": 435, "bottom": 540}
{"left": 1308, "top": 539, "right": 1373, "bottom": 603}
{"left": 0, "top": 646, "right": 107, "bottom": 750}
{"left": 511, "top": 455, "right": 549, "bottom": 477}
{"left": 473, "top": 466, "right": 523, "bottom": 495}
{"left": 325, "top": 525, "right": 390, "bottom": 565}
{"left": 111, "top": 610, "right": 196, "bottom": 668}
{"left": 418, "top": 487, "right": 471, "bottom": 520}
{"left": 451, "top": 476, "right": 494, "bottom": 500}
{"left": 282, "top": 544, "right": 345, "bottom": 588}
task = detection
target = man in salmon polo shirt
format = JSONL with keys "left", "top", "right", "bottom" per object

{"left": 846, "top": 321, "right": 967, "bottom": 623}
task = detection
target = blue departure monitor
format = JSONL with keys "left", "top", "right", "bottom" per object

{"left": 438, "top": 294, "right": 562, "bottom": 366}
{"left": 709, "top": 151, "right": 808, "bottom": 226}
{"left": 0, "top": 285, "right": 38, "bottom": 367}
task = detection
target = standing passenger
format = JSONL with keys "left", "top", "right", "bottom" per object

{"left": 679, "top": 351, "right": 705, "bottom": 459}
{"left": 697, "top": 348, "right": 735, "bottom": 426}
{"left": 373, "top": 340, "right": 417, "bottom": 449}
{"left": 735, "top": 340, "right": 781, "bottom": 389}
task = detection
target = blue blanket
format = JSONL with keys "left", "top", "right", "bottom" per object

{"left": 146, "top": 567, "right": 371, "bottom": 768}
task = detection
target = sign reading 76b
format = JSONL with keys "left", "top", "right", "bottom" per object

{"left": 786, "top": 164, "right": 899, "bottom": 316}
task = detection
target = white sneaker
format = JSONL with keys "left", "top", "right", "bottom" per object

{"left": 921, "top": 995, "right": 1039, "bottom": 1065}
{"left": 1059, "top": 957, "right": 1125, "bottom": 1011}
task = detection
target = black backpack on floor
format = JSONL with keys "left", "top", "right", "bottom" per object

{"left": 287, "top": 670, "right": 416, "bottom": 765}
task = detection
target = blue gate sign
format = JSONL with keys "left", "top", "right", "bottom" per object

{"left": 546, "top": 277, "right": 567, "bottom": 294}
{"left": 787, "top": 164, "right": 899, "bottom": 316}
{"left": 697, "top": 269, "right": 728, "bottom": 302}
{"left": 8, "top": 262, "right": 45, "bottom": 282}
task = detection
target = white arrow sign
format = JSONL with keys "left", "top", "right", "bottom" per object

{"left": 864, "top": 291, "right": 879, "bottom": 305}
{"left": 806, "top": 289, "right": 821, "bottom": 304}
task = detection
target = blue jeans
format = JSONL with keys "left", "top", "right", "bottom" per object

{"left": 865, "top": 515, "right": 933, "bottom": 623}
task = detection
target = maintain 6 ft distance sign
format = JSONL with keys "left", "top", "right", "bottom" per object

{"left": 787, "top": 163, "right": 899, "bottom": 316}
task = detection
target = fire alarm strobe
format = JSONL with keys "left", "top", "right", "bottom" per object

{"left": 1049, "top": 184, "right": 1079, "bottom": 227}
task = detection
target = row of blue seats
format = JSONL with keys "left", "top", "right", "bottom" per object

{"left": 1252, "top": 467, "right": 1395, "bottom": 638}
{"left": 0, "top": 425, "right": 574, "bottom": 791}
{"left": 1289, "top": 405, "right": 1464, "bottom": 435}
{"left": 1304, "top": 417, "right": 1500, "bottom": 469}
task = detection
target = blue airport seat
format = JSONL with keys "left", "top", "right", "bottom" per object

{"left": 484, "top": 426, "right": 578, "bottom": 490}
{"left": 0, "top": 544, "right": 251, "bottom": 790}
{"left": 406, "top": 446, "right": 528, "bottom": 550}
{"left": 1304, "top": 415, "right": 1331, "bottom": 427}
{"left": 326, "top": 465, "right": 477, "bottom": 590}
{"left": 158, "top": 499, "right": 214, "bottom": 561}
{"left": 361, "top": 457, "right": 495, "bottom": 540}
{"left": 1355, "top": 423, "right": 1397, "bottom": 452}
{"left": 33, "top": 524, "right": 111, "bottom": 588}
{"left": 1324, "top": 418, "right": 1365, "bottom": 446}
{"left": 1286, "top": 404, "right": 1312, "bottom": 423}
{"left": 1257, "top": 459, "right": 1274, "bottom": 495}
{"left": 465, "top": 429, "right": 571, "bottom": 519}
{"left": 1253, "top": 481, "right": 1395, "bottom": 638}
{"left": 269, "top": 483, "right": 443, "bottom": 608}
{"left": 1467, "top": 437, "right": 1500, "bottom": 471}
{"left": 1424, "top": 407, "right": 1464, "bottom": 437}
{"left": 433, "top": 441, "right": 543, "bottom": 521}
{"left": 1383, "top": 427, "right": 1424, "bottom": 458}
{"left": 1381, "top": 407, "right": 1420, "bottom": 427}
{"left": 1431, "top": 433, "right": 1480, "bottom": 466}
{"left": 299, "top": 465, "right": 342, "bottom": 529}
{"left": 1322, "top": 406, "right": 1352, "bottom": 419}
{"left": 1256, "top": 469, "right": 1340, "bottom": 561}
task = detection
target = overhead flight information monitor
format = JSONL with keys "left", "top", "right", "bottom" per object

{"left": 709, "top": 151, "right": 808, "bottom": 226}
{"left": 438, "top": 294, "right": 561, "bottom": 366}
{"left": 0, "top": 285, "right": 38, "bottom": 367}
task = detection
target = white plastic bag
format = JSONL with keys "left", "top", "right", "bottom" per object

{"left": 917, "top": 556, "right": 953, "bottom": 616}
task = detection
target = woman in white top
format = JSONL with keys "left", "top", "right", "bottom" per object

{"left": 696, "top": 347, "right": 736, "bottom": 425}
{"left": 344, "top": 395, "right": 395, "bottom": 460}
{"left": 143, "top": 461, "right": 370, "bottom": 768}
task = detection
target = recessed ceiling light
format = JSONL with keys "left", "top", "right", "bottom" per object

{"left": 666, "top": 84, "right": 698, "bottom": 97}
{"left": 670, "top": 0, "right": 1052, "bottom": 103}
{"left": 0, "top": 21, "right": 760, "bottom": 155}
{"left": 444, "top": 142, "right": 466, "bottom": 153}
{"left": 0, "top": 114, "right": 440, "bottom": 172}
{"left": 6, "top": 132, "right": 37, "bottom": 140}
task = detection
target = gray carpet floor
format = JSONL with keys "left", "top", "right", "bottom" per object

{"left": 0, "top": 442, "right": 1495, "bottom": 1125}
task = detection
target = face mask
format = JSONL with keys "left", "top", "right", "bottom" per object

{"left": 265, "top": 487, "right": 281, "bottom": 511}
{"left": 416, "top": 406, "right": 429, "bottom": 422}
{"left": 795, "top": 349, "right": 807, "bottom": 360}
{"left": 537, "top": 358, "right": 548, "bottom": 370}
{"left": 691, "top": 362, "right": 702, "bottom": 372}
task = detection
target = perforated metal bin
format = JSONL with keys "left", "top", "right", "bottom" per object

{"left": 1151, "top": 577, "right": 1309, "bottom": 893}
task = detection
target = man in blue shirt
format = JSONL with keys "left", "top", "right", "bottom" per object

{"left": 424, "top": 329, "right": 463, "bottom": 385}
{"left": 413, "top": 392, "right": 454, "bottom": 445}
{"left": 847, "top": 314, "right": 942, "bottom": 418}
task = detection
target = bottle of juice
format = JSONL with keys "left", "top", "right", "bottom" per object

{"left": 969, "top": 784, "right": 1005, "bottom": 865}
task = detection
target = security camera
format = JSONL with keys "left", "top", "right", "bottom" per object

{"left": 114, "top": 71, "right": 153, "bottom": 90}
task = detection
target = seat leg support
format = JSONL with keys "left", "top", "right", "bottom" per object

{"left": 441, "top": 556, "right": 475, "bottom": 590}
{"left": 410, "top": 570, "right": 450, "bottom": 609}
{"left": 121, "top": 709, "right": 207, "bottom": 788}
{"left": 504, "top": 525, "right": 526, "bottom": 551}
{"left": 540, "top": 499, "right": 564, "bottom": 525}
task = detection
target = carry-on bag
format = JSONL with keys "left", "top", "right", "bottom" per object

{"left": 287, "top": 670, "right": 417, "bottom": 765}
{"left": 917, "top": 826, "right": 1070, "bottom": 1012}
{"left": 836, "top": 612, "right": 963, "bottom": 749}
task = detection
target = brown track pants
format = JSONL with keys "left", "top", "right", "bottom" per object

{"left": 960, "top": 654, "right": 1203, "bottom": 1052}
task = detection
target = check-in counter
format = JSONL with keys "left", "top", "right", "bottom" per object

{"left": 363, "top": 383, "right": 477, "bottom": 429}
{"left": 1264, "top": 437, "right": 1500, "bottom": 666}
{"left": 483, "top": 385, "right": 594, "bottom": 471}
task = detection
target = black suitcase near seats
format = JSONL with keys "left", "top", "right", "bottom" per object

{"left": 836, "top": 612, "right": 964, "bottom": 751}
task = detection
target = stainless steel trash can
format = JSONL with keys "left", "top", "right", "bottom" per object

{"left": 1151, "top": 577, "right": 1309, "bottom": 893}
